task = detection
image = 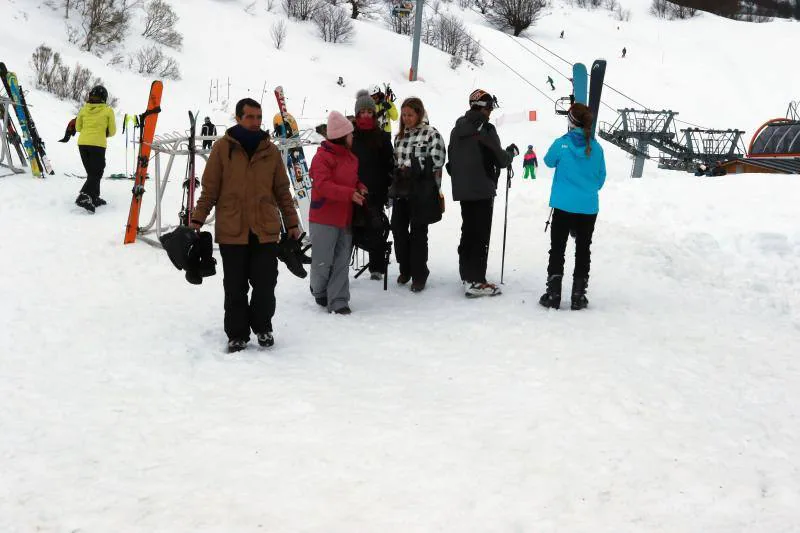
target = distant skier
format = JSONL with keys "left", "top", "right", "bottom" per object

{"left": 523, "top": 145, "right": 538, "bottom": 179}
{"left": 539, "top": 104, "right": 606, "bottom": 311}
{"left": 369, "top": 84, "right": 399, "bottom": 134}
{"left": 337, "top": 76, "right": 345, "bottom": 87}
{"left": 622, "top": 47, "right": 627, "bottom": 58}
{"left": 74, "top": 85, "right": 116, "bottom": 213}
{"left": 200, "top": 116, "right": 217, "bottom": 149}
{"left": 547, "top": 76, "right": 555, "bottom": 91}
{"left": 560, "top": 30, "right": 564, "bottom": 38}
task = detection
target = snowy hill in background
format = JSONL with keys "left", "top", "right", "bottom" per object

{"left": 1, "top": 0, "right": 799, "bottom": 531}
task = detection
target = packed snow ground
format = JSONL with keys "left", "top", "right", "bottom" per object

{"left": 1, "top": 0, "right": 799, "bottom": 531}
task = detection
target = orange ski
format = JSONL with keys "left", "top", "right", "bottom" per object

{"left": 124, "top": 80, "right": 163, "bottom": 244}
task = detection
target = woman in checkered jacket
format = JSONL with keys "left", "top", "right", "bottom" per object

{"left": 389, "top": 97, "right": 447, "bottom": 293}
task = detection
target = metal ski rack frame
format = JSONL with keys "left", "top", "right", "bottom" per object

{"left": 0, "top": 96, "right": 25, "bottom": 176}
{"left": 135, "top": 129, "right": 321, "bottom": 248}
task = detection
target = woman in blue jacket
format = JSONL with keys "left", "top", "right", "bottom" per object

{"left": 540, "top": 103, "right": 606, "bottom": 310}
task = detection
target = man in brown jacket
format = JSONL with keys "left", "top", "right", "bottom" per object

{"left": 191, "top": 98, "right": 301, "bottom": 353}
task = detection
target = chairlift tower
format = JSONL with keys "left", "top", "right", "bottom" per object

{"left": 599, "top": 109, "right": 745, "bottom": 177}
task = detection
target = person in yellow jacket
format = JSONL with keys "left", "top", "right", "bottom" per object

{"left": 369, "top": 84, "right": 398, "bottom": 134}
{"left": 75, "top": 85, "right": 116, "bottom": 213}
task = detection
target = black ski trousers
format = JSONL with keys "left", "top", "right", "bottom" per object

{"left": 79, "top": 145, "right": 106, "bottom": 199}
{"left": 458, "top": 198, "right": 494, "bottom": 284}
{"left": 391, "top": 198, "right": 429, "bottom": 282}
{"left": 547, "top": 208, "right": 598, "bottom": 279}
{"left": 218, "top": 232, "right": 279, "bottom": 342}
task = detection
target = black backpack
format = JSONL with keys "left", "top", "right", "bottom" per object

{"left": 352, "top": 202, "right": 390, "bottom": 254}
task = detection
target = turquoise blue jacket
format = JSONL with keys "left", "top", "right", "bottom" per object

{"left": 543, "top": 129, "right": 606, "bottom": 214}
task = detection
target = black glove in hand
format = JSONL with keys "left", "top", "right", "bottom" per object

{"left": 505, "top": 143, "right": 520, "bottom": 158}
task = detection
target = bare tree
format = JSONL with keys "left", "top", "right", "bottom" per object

{"left": 423, "top": 14, "right": 482, "bottom": 66}
{"left": 141, "top": 0, "right": 183, "bottom": 49}
{"left": 78, "top": 0, "right": 132, "bottom": 53}
{"left": 270, "top": 18, "right": 288, "bottom": 49}
{"left": 283, "top": 0, "right": 320, "bottom": 20}
{"left": 313, "top": 4, "right": 355, "bottom": 42}
{"left": 345, "top": 0, "right": 376, "bottom": 18}
{"left": 649, "top": 0, "right": 669, "bottom": 17}
{"left": 475, "top": 0, "right": 492, "bottom": 13}
{"left": 384, "top": 8, "right": 415, "bottom": 33}
{"left": 129, "top": 45, "right": 181, "bottom": 79}
{"left": 614, "top": 4, "right": 631, "bottom": 19}
{"left": 486, "top": 0, "right": 547, "bottom": 36}
{"left": 29, "top": 43, "right": 118, "bottom": 105}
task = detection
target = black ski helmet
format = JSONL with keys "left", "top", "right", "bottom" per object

{"left": 469, "top": 89, "right": 497, "bottom": 110}
{"left": 89, "top": 85, "right": 108, "bottom": 103}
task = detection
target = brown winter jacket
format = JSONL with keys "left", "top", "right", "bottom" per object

{"left": 192, "top": 130, "right": 299, "bottom": 244}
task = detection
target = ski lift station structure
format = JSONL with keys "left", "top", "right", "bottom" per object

{"left": 718, "top": 101, "right": 800, "bottom": 174}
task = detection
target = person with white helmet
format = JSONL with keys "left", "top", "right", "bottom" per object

{"left": 369, "top": 84, "right": 398, "bottom": 134}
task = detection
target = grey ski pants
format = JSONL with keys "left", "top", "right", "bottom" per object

{"left": 309, "top": 222, "right": 353, "bottom": 312}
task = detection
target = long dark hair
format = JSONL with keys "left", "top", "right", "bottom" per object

{"left": 396, "top": 97, "right": 426, "bottom": 141}
{"left": 568, "top": 103, "right": 594, "bottom": 156}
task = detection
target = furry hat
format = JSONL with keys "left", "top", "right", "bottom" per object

{"left": 355, "top": 89, "right": 376, "bottom": 115}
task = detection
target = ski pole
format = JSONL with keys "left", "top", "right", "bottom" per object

{"left": 544, "top": 208, "right": 553, "bottom": 232}
{"left": 500, "top": 165, "right": 513, "bottom": 284}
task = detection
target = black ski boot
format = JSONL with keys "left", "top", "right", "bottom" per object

{"left": 75, "top": 193, "right": 95, "bottom": 213}
{"left": 570, "top": 276, "right": 589, "bottom": 310}
{"left": 538, "top": 274, "right": 562, "bottom": 309}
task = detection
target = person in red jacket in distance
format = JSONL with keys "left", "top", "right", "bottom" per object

{"left": 308, "top": 111, "right": 367, "bottom": 315}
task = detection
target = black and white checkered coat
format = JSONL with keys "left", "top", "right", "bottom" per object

{"left": 393, "top": 121, "right": 447, "bottom": 180}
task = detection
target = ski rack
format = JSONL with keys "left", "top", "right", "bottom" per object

{"left": 0, "top": 96, "right": 25, "bottom": 176}
{"left": 135, "top": 129, "right": 321, "bottom": 248}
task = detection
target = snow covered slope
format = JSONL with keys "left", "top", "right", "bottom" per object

{"left": 1, "top": 0, "right": 799, "bottom": 531}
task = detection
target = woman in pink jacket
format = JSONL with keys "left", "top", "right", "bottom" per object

{"left": 308, "top": 111, "right": 367, "bottom": 315}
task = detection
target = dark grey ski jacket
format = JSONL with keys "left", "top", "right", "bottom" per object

{"left": 447, "top": 109, "right": 511, "bottom": 202}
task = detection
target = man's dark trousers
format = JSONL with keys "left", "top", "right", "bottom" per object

{"left": 458, "top": 198, "right": 494, "bottom": 283}
{"left": 218, "top": 232, "right": 279, "bottom": 341}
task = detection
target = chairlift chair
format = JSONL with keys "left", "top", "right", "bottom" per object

{"left": 555, "top": 94, "right": 574, "bottom": 116}
{"left": 391, "top": 0, "right": 414, "bottom": 17}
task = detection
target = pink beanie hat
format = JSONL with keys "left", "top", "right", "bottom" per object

{"left": 326, "top": 110, "right": 354, "bottom": 140}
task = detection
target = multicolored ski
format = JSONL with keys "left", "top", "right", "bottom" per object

{"left": 124, "top": 80, "right": 163, "bottom": 244}
{"left": 0, "top": 63, "right": 42, "bottom": 177}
